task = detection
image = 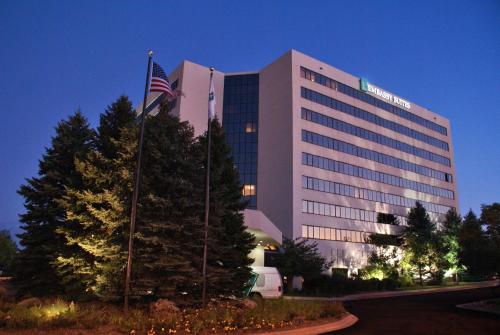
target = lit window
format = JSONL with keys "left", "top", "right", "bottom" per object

{"left": 242, "top": 184, "right": 256, "bottom": 196}
{"left": 245, "top": 122, "right": 256, "bottom": 133}
{"left": 325, "top": 228, "right": 331, "bottom": 240}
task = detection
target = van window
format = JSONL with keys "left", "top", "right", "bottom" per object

{"left": 256, "top": 274, "right": 266, "bottom": 287}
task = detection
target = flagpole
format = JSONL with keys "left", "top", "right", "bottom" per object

{"left": 124, "top": 50, "right": 153, "bottom": 312}
{"left": 201, "top": 67, "right": 214, "bottom": 307}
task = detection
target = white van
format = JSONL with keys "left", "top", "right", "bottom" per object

{"left": 249, "top": 266, "right": 283, "bottom": 299}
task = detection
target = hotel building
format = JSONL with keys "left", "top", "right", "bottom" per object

{"left": 142, "top": 50, "right": 458, "bottom": 272}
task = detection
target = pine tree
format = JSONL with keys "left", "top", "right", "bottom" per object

{"left": 458, "top": 210, "right": 495, "bottom": 276}
{"left": 195, "top": 119, "right": 255, "bottom": 300}
{"left": 14, "top": 112, "right": 95, "bottom": 296}
{"left": 441, "top": 208, "right": 462, "bottom": 282}
{"left": 55, "top": 96, "right": 137, "bottom": 299}
{"left": 0, "top": 230, "right": 17, "bottom": 275}
{"left": 480, "top": 203, "right": 500, "bottom": 274}
{"left": 132, "top": 106, "right": 202, "bottom": 303}
{"left": 403, "top": 202, "right": 436, "bottom": 285}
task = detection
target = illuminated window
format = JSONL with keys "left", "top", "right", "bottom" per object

{"left": 242, "top": 184, "right": 256, "bottom": 196}
{"left": 314, "top": 226, "right": 320, "bottom": 239}
{"left": 319, "top": 227, "right": 325, "bottom": 239}
{"left": 245, "top": 122, "right": 257, "bottom": 133}
{"left": 302, "top": 225, "right": 308, "bottom": 238}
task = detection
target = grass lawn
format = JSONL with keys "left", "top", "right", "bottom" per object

{"left": 396, "top": 282, "right": 470, "bottom": 291}
{"left": 284, "top": 281, "right": 475, "bottom": 298}
{"left": 0, "top": 298, "right": 345, "bottom": 334}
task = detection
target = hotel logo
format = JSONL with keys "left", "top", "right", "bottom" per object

{"left": 359, "top": 78, "right": 411, "bottom": 109}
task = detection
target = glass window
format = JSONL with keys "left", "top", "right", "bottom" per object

{"left": 242, "top": 184, "right": 256, "bottom": 196}
{"left": 256, "top": 273, "right": 266, "bottom": 287}
{"left": 325, "top": 228, "right": 331, "bottom": 240}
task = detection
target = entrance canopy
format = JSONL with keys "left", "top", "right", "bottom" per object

{"left": 243, "top": 209, "right": 282, "bottom": 249}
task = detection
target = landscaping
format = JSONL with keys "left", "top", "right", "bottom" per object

{"left": 0, "top": 298, "right": 345, "bottom": 334}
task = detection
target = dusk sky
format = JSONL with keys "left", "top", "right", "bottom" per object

{"left": 1, "top": 0, "right": 499, "bottom": 238}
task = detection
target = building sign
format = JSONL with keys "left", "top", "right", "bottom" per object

{"left": 359, "top": 78, "right": 411, "bottom": 109}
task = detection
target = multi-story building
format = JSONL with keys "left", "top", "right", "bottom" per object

{"left": 143, "top": 50, "right": 458, "bottom": 272}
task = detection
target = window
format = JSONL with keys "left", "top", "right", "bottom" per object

{"left": 256, "top": 274, "right": 265, "bottom": 287}
{"left": 245, "top": 122, "right": 257, "bottom": 133}
{"left": 301, "top": 107, "right": 451, "bottom": 166}
{"left": 300, "top": 85, "right": 449, "bottom": 148}
{"left": 302, "top": 130, "right": 451, "bottom": 182}
{"left": 301, "top": 67, "right": 448, "bottom": 136}
{"left": 302, "top": 152, "right": 454, "bottom": 199}
{"left": 223, "top": 74, "right": 259, "bottom": 209}
{"left": 242, "top": 184, "right": 256, "bottom": 196}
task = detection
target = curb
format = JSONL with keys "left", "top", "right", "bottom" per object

{"left": 338, "top": 280, "right": 499, "bottom": 302}
{"left": 457, "top": 300, "right": 500, "bottom": 316}
{"left": 284, "top": 280, "right": 499, "bottom": 302}
{"left": 257, "top": 313, "right": 358, "bottom": 335}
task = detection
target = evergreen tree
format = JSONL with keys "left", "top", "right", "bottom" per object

{"left": 458, "top": 210, "right": 495, "bottom": 276}
{"left": 0, "top": 230, "right": 17, "bottom": 275}
{"left": 441, "top": 208, "right": 463, "bottom": 282}
{"left": 132, "top": 106, "right": 202, "bottom": 303}
{"left": 14, "top": 112, "right": 95, "bottom": 296}
{"left": 195, "top": 119, "right": 255, "bottom": 300}
{"left": 480, "top": 203, "right": 500, "bottom": 274}
{"left": 402, "top": 202, "right": 437, "bottom": 285}
{"left": 274, "top": 238, "right": 330, "bottom": 292}
{"left": 55, "top": 96, "right": 137, "bottom": 299}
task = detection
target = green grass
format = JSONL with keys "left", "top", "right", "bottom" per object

{"left": 396, "top": 282, "right": 469, "bottom": 291}
{"left": 0, "top": 298, "right": 345, "bottom": 334}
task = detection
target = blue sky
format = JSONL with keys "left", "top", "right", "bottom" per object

{"left": 1, "top": 0, "right": 499, "bottom": 237}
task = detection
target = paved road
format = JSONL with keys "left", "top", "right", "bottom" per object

{"left": 329, "top": 287, "right": 499, "bottom": 335}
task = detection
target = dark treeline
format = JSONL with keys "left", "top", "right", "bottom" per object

{"left": 12, "top": 96, "right": 254, "bottom": 305}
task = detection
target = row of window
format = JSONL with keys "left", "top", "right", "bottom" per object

{"left": 302, "top": 199, "right": 408, "bottom": 225}
{"left": 302, "top": 224, "right": 372, "bottom": 244}
{"left": 302, "top": 152, "right": 455, "bottom": 199}
{"left": 300, "top": 67, "right": 448, "bottom": 136}
{"left": 302, "top": 175, "right": 451, "bottom": 215}
{"left": 224, "top": 104, "right": 258, "bottom": 115}
{"left": 301, "top": 87, "right": 449, "bottom": 151}
{"left": 302, "top": 108, "right": 450, "bottom": 166}
{"left": 302, "top": 130, "right": 452, "bottom": 182}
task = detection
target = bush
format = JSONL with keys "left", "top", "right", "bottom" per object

{"left": 300, "top": 273, "right": 401, "bottom": 296}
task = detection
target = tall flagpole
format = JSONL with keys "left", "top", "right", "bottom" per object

{"left": 124, "top": 50, "right": 153, "bottom": 312}
{"left": 202, "top": 67, "right": 215, "bottom": 307}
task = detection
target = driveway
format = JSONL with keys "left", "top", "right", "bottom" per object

{"left": 329, "top": 287, "right": 499, "bottom": 335}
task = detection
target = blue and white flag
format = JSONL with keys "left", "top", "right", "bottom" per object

{"left": 208, "top": 72, "right": 216, "bottom": 119}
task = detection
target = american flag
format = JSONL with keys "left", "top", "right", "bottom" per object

{"left": 150, "top": 62, "right": 174, "bottom": 97}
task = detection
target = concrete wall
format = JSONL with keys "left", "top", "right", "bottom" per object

{"left": 257, "top": 51, "right": 295, "bottom": 238}
{"left": 170, "top": 61, "right": 225, "bottom": 137}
